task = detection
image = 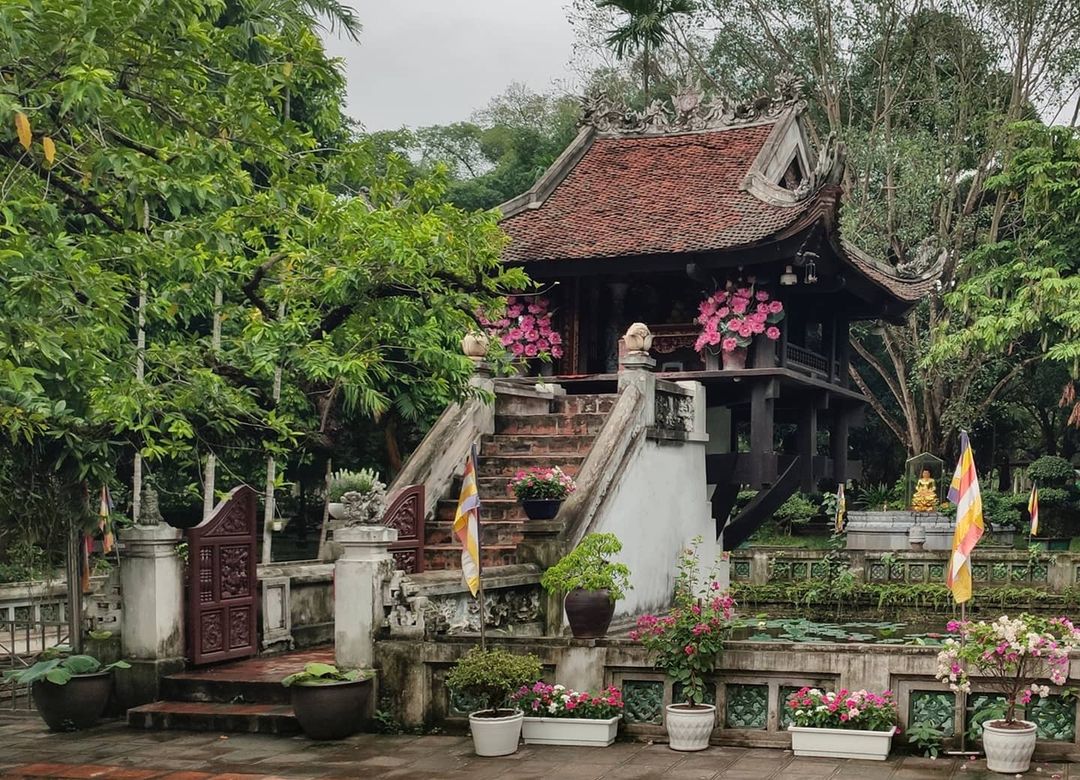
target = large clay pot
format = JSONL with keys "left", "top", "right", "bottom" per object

{"left": 520, "top": 499, "right": 562, "bottom": 520}
{"left": 564, "top": 588, "right": 615, "bottom": 639}
{"left": 291, "top": 678, "right": 371, "bottom": 740}
{"left": 721, "top": 347, "right": 748, "bottom": 370}
{"left": 665, "top": 703, "right": 716, "bottom": 751}
{"left": 32, "top": 672, "right": 112, "bottom": 731}
{"left": 982, "top": 719, "right": 1037, "bottom": 773}
{"left": 468, "top": 709, "right": 523, "bottom": 756}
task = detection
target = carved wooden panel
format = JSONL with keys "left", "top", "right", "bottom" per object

{"left": 382, "top": 485, "right": 425, "bottom": 574}
{"left": 186, "top": 485, "right": 258, "bottom": 665}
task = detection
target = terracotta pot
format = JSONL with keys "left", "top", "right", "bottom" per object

{"left": 32, "top": 672, "right": 112, "bottom": 731}
{"left": 521, "top": 499, "right": 562, "bottom": 520}
{"left": 291, "top": 678, "right": 371, "bottom": 740}
{"left": 564, "top": 588, "right": 615, "bottom": 639}
{"left": 982, "top": 719, "right": 1037, "bottom": 773}
{"left": 664, "top": 703, "right": 715, "bottom": 751}
{"left": 721, "top": 347, "right": 748, "bottom": 370}
{"left": 469, "top": 709, "right": 523, "bottom": 756}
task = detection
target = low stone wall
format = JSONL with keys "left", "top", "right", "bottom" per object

{"left": 374, "top": 635, "right": 1080, "bottom": 758}
{"left": 731, "top": 547, "right": 1075, "bottom": 592}
{"left": 257, "top": 561, "right": 333, "bottom": 649}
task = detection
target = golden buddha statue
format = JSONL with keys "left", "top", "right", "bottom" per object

{"left": 911, "top": 469, "right": 938, "bottom": 513}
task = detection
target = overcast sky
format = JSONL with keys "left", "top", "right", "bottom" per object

{"left": 321, "top": 2, "right": 579, "bottom": 132}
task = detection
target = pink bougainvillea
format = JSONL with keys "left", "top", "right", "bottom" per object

{"left": 479, "top": 295, "right": 563, "bottom": 361}
{"left": 694, "top": 286, "right": 785, "bottom": 353}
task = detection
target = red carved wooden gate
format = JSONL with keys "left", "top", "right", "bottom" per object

{"left": 186, "top": 486, "right": 258, "bottom": 665}
{"left": 381, "top": 485, "right": 425, "bottom": 574}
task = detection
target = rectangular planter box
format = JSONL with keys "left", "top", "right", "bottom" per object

{"left": 522, "top": 715, "right": 621, "bottom": 746}
{"left": 788, "top": 725, "right": 896, "bottom": 761}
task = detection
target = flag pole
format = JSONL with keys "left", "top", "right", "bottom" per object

{"left": 473, "top": 443, "right": 487, "bottom": 651}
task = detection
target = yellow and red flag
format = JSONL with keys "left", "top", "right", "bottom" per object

{"left": 98, "top": 485, "right": 115, "bottom": 554}
{"left": 1029, "top": 483, "right": 1040, "bottom": 536}
{"left": 452, "top": 446, "right": 481, "bottom": 597}
{"left": 946, "top": 431, "right": 984, "bottom": 603}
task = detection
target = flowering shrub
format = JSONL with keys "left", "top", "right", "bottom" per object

{"left": 936, "top": 614, "right": 1080, "bottom": 724}
{"left": 479, "top": 295, "right": 563, "bottom": 360}
{"left": 630, "top": 537, "right": 735, "bottom": 706}
{"left": 509, "top": 466, "right": 576, "bottom": 501}
{"left": 785, "top": 687, "right": 898, "bottom": 732}
{"left": 511, "top": 682, "right": 624, "bottom": 720}
{"left": 694, "top": 286, "right": 784, "bottom": 353}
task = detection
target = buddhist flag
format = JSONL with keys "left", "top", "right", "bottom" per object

{"left": 946, "top": 431, "right": 984, "bottom": 604}
{"left": 1029, "top": 483, "right": 1040, "bottom": 536}
{"left": 834, "top": 484, "right": 847, "bottom": 533}
{"left": 98, "top": 485, "right": 115, "bottom": 554}
{"left": 453, "top": 446, "right": 481, "bottom": 597}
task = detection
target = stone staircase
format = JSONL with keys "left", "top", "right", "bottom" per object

{"left": 126, "top": 648, "right": 337, "bottom": 733}
{"left": 422, "top": 392, "right": 616, "bottom": 571}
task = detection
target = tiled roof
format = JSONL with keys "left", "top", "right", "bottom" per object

{"left": 500, "top": 124, "right": 812, "bottom": 263}
{"left": 840, "top": 240, "right": 942, "bottom": 303}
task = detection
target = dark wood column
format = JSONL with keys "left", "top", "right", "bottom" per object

{"left": 749, "top": 379, "right": 778, "bottom": 487}
{"left": 836, "top": 319, "right": 850, "bottom": 388}
{"left": 830, "top": 407, "right": 851, "bottom": 484}
{"left": 797, "top": 403, "right": 819, "bottom": 492}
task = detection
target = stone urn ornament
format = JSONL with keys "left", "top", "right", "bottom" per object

{"left": 623, "top": 322, "right": 653, "bottom": 355}
{"left": 340, "top": 486, "right": 387, "bottom": 527}
{"left": 461, "top": 331, "right": 490, "bottom": 359}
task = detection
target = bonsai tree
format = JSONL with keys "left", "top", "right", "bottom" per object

{"left": 281, "top": 662, "right": 373, "bottom": 687}
{"left": 445, "top": 647, "right": 542, "bottom": 716}
{"left": 540, "top": 533, "right": 631, "bottom": 600}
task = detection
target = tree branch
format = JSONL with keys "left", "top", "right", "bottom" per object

{"left": 241, "top": 254, "right": 285, "bottom": 320}
{"left": 849, "top": 362, "right": 909, "bottom": 449}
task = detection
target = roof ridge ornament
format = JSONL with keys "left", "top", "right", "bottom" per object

{"left": 581, "top": 71, "right": 808, "bottom": 135}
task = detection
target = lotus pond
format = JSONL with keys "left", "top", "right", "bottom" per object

{"left": 731, "top": 616, "right": 948, "bottom": 645}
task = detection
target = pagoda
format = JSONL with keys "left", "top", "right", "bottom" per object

{"left": 498, "top": 75, "right": 939, "bottom": 548}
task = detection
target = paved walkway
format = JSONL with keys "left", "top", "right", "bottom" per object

{"left": 0, "top": 716, "right": 1074, "bottom": 779}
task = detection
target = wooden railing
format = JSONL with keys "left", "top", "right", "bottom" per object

{"left": 784, "top": 343, "right": 830, "bottom": 376}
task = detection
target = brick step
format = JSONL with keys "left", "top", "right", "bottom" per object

{"left": 477, "top": 454, "right": 584, "bottom": 478}
{"left": 555, "top": 394, "right": 617, "bottom": 415}
{"left": 495, "top": 413, "right": 606, "bottom": 436}
{"left": 423, "top": 544, "right": 518, "bottom": 570}
{"left": 160, "top": 674, "right": 290, "bottom": 706}
{"left": 425, "top": 518, "right": 525, "bottom": 546}
{"left": 127, "top": 701, "right": 299, "bottom": 734}
{"left": 483, "top": 434, "right": 593, "bottom": 456}
{"left": 436, "top": 498, "right": 525, "bottom": 523}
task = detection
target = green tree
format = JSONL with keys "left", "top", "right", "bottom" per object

{"left": 0, "top": 0, "right": 526, "bottom": 547}
{"left": 595, "top": 0, "right": 698, "bottom": 100}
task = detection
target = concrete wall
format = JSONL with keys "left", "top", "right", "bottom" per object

{"left": 258, "top": 562, "right": 334, "bottom": 648}
{"left": 589, "top": 434, "right": 716, "bottom": 616}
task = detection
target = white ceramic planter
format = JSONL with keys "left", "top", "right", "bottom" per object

{"left": 982, "top": 720, "right": 1037, "bottom": 773}
{"left": 665, "top": 704, "right": 716, "bottom": 751}
{"left": 788, "top": 725, "right": 896, "bottom": 760}
{"left": 328, "top": 502, "right": 345, "bottom": 520}
{"left": 468, "top": 710, "right": 523, "bottom": 757}
{"left": 522, "top": 715, "right": 620, "bottom": 746}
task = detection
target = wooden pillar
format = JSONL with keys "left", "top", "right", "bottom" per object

{"left": 604, "top": 282, "right": 629, "bottom": 373}
{"left": 749, "top": 380, "right": 776, "bottom": 487}
{"left": 827, "top": 316, "right": 838, "bottom": 383}
{"left": 797, "top": 403, "right": 818, "bottom": 492}
{"left": 830, "top": 408, "right": 851, "bottom": 484}
{"left": 564, "top": 278, "right": 581, "bottom": 374}
{"left": 778, "top": 322, "right": 789, "bottom": 368}
{"left": 836, "top": 319, "right": 850, "bottom": 387}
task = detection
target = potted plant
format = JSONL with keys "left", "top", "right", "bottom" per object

{"left": 631, "top": 537, "right": 734, "bottom": 751}
{"left": 445, "top": 646, "right": 542, "bottom": 757}
{"left": 281, "top": 662, "right": 374, "bottom": 740}
{"left": 785, "top": 687, "right": 898, "bottom": 760}
{"left": 508, "top": 466, "right": 575, "bottom": 520}
{"left": 694, "top": 286, "right": 784, "bottom": 370}
{"left": 512, "top": 682, "right": 624, "bottom": 746}
{"left": 539, "top": 532, "right": 631, "bottom": 639}
{"left": 936, "top": 614, "right": 1080, "bottom": 773}
{"left": 2, "top": 647, "right": 130, "bottom": 731}
{"left": 327, "top": 468, "right": 385, "bottom": 521}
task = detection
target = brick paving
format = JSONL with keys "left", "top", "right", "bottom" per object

{"left": 0, "top": 716, "right": 1076, "bottom": 779}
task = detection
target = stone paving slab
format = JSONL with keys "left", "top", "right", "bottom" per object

{"left": 0, "top": 717, "right": 1076, "bottom": 779}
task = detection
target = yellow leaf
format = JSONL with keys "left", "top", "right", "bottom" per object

{"left": 14, "top": 112, "right": 31, "bottom": 151}
{"left": 282, "top": 61, "right": 293, "bottom": 78}
{"left": 42, "top": 136, "right": 55, "bottom": 165}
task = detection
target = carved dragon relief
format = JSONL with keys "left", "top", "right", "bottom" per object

{"left": 580, "top": 71, "right": 808, "bottom": 136}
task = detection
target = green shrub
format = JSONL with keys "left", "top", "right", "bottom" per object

{"left": 980, "top": 489, "right": 1025, "bottom": 532}
{"left": 774, "top": 494, "right": 817, "bottom": 527}
{"left": 445, "top": 647, "right": 542, "bottom": 715}
{"left": 3, "top": 647, "right": 129, "bottom": 686}
{"left": 328, "top": 468, "right": 383, "bottom": 502}
{"left": 281, "top": 662, "right": 372, "bottom": 687}
{"left": 540, "top": 533, "right": 632, "bottom": 600}
{"left": 1028, "top": 456, "right": 1076, "bottom": 487}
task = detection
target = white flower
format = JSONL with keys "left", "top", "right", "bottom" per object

{"left": 548, "top": 702, "right": 558, "bottom": 714}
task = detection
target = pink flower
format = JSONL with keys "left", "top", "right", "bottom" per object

{"left": 524, "top": 344, "right": 538, "bottom": 357}
{"left": 511, "top": 343, "right": 525, "bottom": 356}
{"left": 721, "top": 337, "right": 738, "bottom": 352}
{"left": 528, "top": 304, "right": 542, "bottom": 314}
{"left": 548, "top": 332, "right": 562, "bottom": 345}
{"left": 749, "top": 320, "right": 765, "bottom": 335}
{"left": 524, "top": 330, "right": 539, "bottom": 342}
{"left": 716, "top": 306, "right": 730, "bottom": 317}
{"left": 537, "top": 339, "right": 549, "bottom": 351}
{"left": 520, "top": 315, "right": 535, "bottom": 329}
{"left": 768, "top": 300, "right": 783, "bottom": 314}
{"left": 755, "top": 290, "right": 770, "bottom": 301}
{"left": 765, "top": 326, "right": 781, "bottom": 340}
{"left": 551, "top": 345, "right": 563, "bottom": 358}
{"left": 756, "top": 303, "right": 769, "bottom": 314}
{"left": 684, "top": 645, "right": 696, "bottom": 655}
{"left": 726, "top": 319, "right": 741, "bottom": 332}
{"left": 731, "top": 299, "right": 748, "bottom": 314}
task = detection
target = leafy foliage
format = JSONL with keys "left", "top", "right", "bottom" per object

{"left": 3, "top": 649, "right": 129, "bottom": 686}
{"left": 327, "top": 468, "right": 383, "bottom": 502}
{"left": 1029, "top": 456, "right": 1077, "bottom": 488}
{"left": 281, "top": 662, "right": 371, "bottom": 687}
{"left": 906, "top": 720, "right": 945, "bottom": 758}
{"left": 444, "top": 647, "right": 542, "bottom": 715}
{"left": 540, "top": 533, "right": 632, "bottom": 600}
{"left": 785, "top": 687, "right": 898, "bottom": 732}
